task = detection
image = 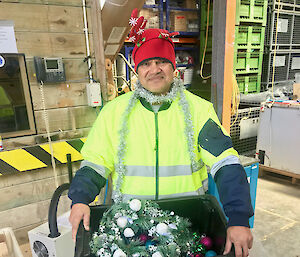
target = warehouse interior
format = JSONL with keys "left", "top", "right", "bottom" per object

{"left": 0, "top": 0, "right": 299, "bottom": 257}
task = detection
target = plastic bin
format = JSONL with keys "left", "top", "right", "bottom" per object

{"left": 236, "top": 0, "right": 268, "bottom": 26}
{"left": 235, "top": 26, "right": 265, "bottom": 51}
{"left": 208, "top": 162, "right": 259, "bottom": 228}
{"left": 0, "top": 227, "right": 23, "bottom": 257}
{"left": 234, "top": 50, "right": 264, "bottom": 75}
{"left": 236, "top": 74, "right": 262, "bottom": 94}
{"left": 74, "top": 195, "right": 235, "bottom": 257}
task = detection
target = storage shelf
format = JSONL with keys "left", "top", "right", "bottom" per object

{"left": 171, "top": 37, "right": 198, "bottom": 44}
{"left": 177, "top": 64, "right": 194, "bottom": 68}
{"left": 143, "top": 4, "right": 160, "bottom": 9}
{"left": 168, "top": 6, "right": 199, "bottom": 12}
{"left": 176, "top": 31, "right": 199, "bottom": 36}
{"left": 175, "top": 46, "right": 197, "bottom": 51}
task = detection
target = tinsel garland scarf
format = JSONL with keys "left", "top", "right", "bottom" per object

{"left": 113, "top": 77, "right": 202, "bottom": 203}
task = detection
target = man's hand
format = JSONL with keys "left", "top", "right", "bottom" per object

{"left": 223, "top": 226, "right": 253, "bottom": 257}
{"left": 69, "top": 203, "right": 90, "bottom": 241}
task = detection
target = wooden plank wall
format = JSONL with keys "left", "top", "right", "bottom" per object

{"left": 0, "top": 0, "right": 99, "bottom": 245}
{"left": 0, "top": 0, "right": 97, "bottom": 140}
{"left": 0, "top": 162, "right": 80, "bottom": 244}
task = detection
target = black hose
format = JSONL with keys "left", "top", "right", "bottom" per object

{"left": 67, "top": 153, "right": 73, "bottom": 183}
{"left": 48, "top": 183, "right": 70, "bottom": 238}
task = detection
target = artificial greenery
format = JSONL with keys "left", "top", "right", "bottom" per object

{"left": 90, "top": 199, "right": 198, "bottom": 257}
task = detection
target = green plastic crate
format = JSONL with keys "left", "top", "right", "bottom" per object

{"left": 236, "top": 0, "right": 268, "bottom": 26}
{"left": 236, "top": 74, "right": 262, "bottom": 94}
{"left": 234, "top": 50, "right": 264, "bottom": 74}
{"left": 235, "top": 25, "right": 265, "bottom": 51}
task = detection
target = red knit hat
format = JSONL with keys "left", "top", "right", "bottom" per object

{"left": 128, "top": 9, "right": 179, "bottom": 71}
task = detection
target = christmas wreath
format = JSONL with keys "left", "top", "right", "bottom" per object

{"left": 90, "top": 199, "right": 217, "bottom": 257}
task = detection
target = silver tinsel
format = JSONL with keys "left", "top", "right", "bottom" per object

{"left": 134, "top": 77, "right": 184, "bottom": 104}
{"left": 113, "top": 78, "right": 200, "bottom": 203}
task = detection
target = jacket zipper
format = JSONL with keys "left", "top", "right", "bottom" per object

{"left": 154, "top": 112, "right": 159, "bottom": 200}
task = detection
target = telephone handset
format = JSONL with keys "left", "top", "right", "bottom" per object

{"left": 33, "top": 56, "right": 66, "bottom": 83}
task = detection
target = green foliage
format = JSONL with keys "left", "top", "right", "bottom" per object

{"left": 90, "top": 199, "right": 197, "bottom": 257}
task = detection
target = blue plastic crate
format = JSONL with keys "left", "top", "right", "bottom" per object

{"left": 208, "top": 162, "right": 259, "bottom": 228}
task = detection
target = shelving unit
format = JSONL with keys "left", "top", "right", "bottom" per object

{"left": 262, "top": 1, "right": 300, "bottom": 88}
{"left": 166, "top": 0, "right": 200, "bottom": 36}
{"left": 121, "top": 0, "right": 200, "bottom": 89}
{"left": 141, "top": 0, "right": 164, "bottom": 29}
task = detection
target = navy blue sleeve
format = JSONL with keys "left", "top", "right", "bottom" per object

{"left": 68, "top": 166, "right": 106, "bottom": 205}
{"left": 214, "top": 164, "right": 254, "bottom": 227}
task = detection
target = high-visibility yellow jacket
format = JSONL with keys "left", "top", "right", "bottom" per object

{"left": 80, "top": 90, "right": 239, "bottom": 201}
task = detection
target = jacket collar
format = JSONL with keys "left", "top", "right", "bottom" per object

{"left": 139, "top": 97, "right": 171, "bottom": 112}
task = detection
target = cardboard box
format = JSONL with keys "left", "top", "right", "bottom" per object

{"left": 293, "top": 83, "right": 300, "bottom": 99}
{"left": 185, "top": 0, "right": 197, "bottom": 9}
{"left": 144, "top": 0, "right": 156, "bottom": 5}
{"left": 140, "top": 9, "right": 159, "bottom": 28}
{"left": 170, "top": 11, "right": 187, "bottom": 31}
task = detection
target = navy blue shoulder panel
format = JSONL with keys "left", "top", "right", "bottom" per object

{"left": 198, "top": 118, "right": 233, "bottom": 156}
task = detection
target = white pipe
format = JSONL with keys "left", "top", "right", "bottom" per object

{"left": 118, "top": 53, "right": 138, "bottom": 77}
{"left": 82, "top": 0, "right": 93, "bottom": 83}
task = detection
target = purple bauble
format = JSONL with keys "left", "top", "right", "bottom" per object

{"left": 195, "top": 254, "right": 204, "bottom": 257}
{"left": 139, "top": 234, "right": 148, "bottom": 243}
{"left": 200, "top": 236, "right": 213, "bottom": 250}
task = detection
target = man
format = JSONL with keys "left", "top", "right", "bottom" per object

{"left": 68, "top": 22, "right": 253, "bottom": 257}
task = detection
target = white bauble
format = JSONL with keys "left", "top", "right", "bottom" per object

{"left": 124, "top": 227, "right": 135, "bottom": 237}
{"left": 152, "top": 252, "right": 163, "bottom": 257}
{"left": 168, "top": 223, "right": 177, "bottom": 230}
{"left": 129, "top": 199, "right": 141, "bottom": 211}
{"left": 113, "top": 248, "right": 127, "bottom": 257}
{"left": 117, "top": 216, "right": 128, "bottom": 228}
{"left": 156, "top": 223, "right": 169, "bottom": 235}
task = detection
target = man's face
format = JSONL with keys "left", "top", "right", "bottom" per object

{"left": 137, "top": 59, "right": 174, "bottom": 95}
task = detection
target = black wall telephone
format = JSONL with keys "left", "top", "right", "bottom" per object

{"left": 33, "top": 56, "right": 66, "bottom": 83}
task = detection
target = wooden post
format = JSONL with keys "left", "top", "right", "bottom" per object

{"left": 212, "top": 0, "right": 236, "bottom": 133}
{"left": 222, "top": 0, "right": 236, "bottom": 133}
{"left": 91, "top": 0, "right": 108, "bottom": 102}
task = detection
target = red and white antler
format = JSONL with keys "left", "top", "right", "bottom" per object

{"left": 128, "top": 8, "right": 147, "bottom": 44}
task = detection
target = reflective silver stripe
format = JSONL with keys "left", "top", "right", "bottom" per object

{"left": 125, "top": 164, "right": 204, "bottom": 177}
{"left": 80, "top": 160, "right": 111, "bottom": 178}
{"left": 119, "top": 187, "right": 205, "bottom": 202}
{"left": 210, "top": 155, "right": 241, "bottom": 178}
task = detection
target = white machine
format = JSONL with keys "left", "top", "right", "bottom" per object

{"left": 28, "top": 183, "right": 75, "bottom": 257}
{"left": 256, "top": 101, "right": 300, "bottom": 174}
{"left": 28, "top": 212, "right": 74, "bottom": 257}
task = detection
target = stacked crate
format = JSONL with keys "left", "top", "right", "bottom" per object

{"left": 262, "top": 0, "right": 300, "bottom": 88}
{"left": 234, "top": 0, "right": 268, "bottom": 94}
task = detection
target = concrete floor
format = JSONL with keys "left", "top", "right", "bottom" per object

{"left": 250, "top": 172, "right": 300, "bottom": 257}
{"left": 18, "top": 172, "right": 300, "bottom": 257}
